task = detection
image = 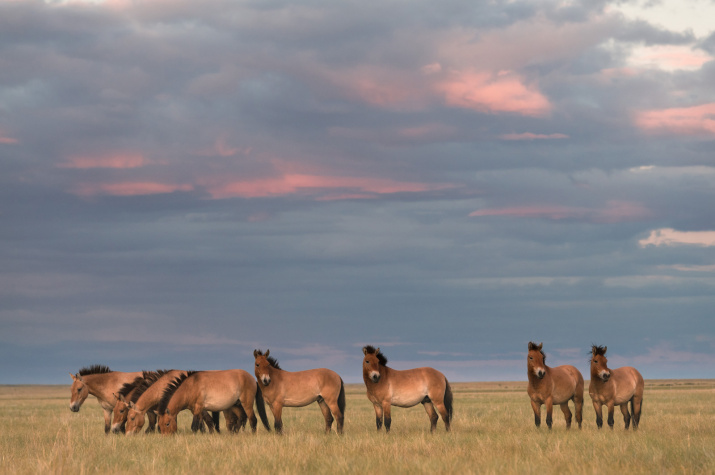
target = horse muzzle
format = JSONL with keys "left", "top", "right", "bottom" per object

{"left": 261, "top": 376, "right": 271, "bottom": 386}
{"left": 70, "top": 404, "right": 80, "bottom": 412}
{"left": 535, "top": 369, "right": 546, "bottom": 379}
{"left": 600, "top": 371, "right": 611, "bottom": 382}
{"left": 370, "top": 372, "right": 381, "bottom": 383}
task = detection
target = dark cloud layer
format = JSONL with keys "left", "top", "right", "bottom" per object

{"left": 1, "top": 0, "right": 714, "bottom": 384}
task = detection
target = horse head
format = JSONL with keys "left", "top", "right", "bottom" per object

{"left": 158, "top": 409, "right": 178, "bottom": 434}
{"left": 125, "top": 403, "right": 145, "bottom": 435}
{"left": 362, "top": 345, "right": 387, "bottom": 383}
{"left": 69, "top": 373, "right": 89, "bottom": 412}
{"left": 591, "top": 345, "right": 610, "bottom": 382}
{"left": 254, "top": 349, "right": 280, "bottom": 386}
{"left": 111, "top": 393, "right": 130, "bottom": 433}
{"left": 527, "top": 342, "right": 547, "bottom": 379}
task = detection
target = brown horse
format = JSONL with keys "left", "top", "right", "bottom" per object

{"left": 526, "top": 342, "right": 584, "bottom": 429}
{"left": 589, "top": 345, "right": 644, "bottom": 430}
{"left": 253, "top": 349, "right": 346, "bottom": 434}
{"left": 69, "top": 365, "right": 143, "bottom": 434}
{"left": 362, "top": 346, "right": 452, "bottom": 433}
{"left": 121, "top": 369, "right": 225, "bottom": 435}
{"left": 110, "top": 372, "right": 156, "bottom": 433}
{"left": 157, "top": 370, "right": 270, "bottom": 435}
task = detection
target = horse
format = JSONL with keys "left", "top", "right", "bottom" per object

{"left": 121, "top": 369, "right": 244, "bottom": 435}
{"left": 589, "top": 345, "right": 644, "bottom": 430}
{"left": 110, "top": 372, "right": 156, "bottom": 433}
{"left": 157, "top": 369, "right": 270, "bottom": 435}
{"left": 253, "top": 349, "right": 345, "bottom": 434}
{"left": 69, "top": 365, "right": 143, "bottom": 434}
{"left": 526, "top": 342, "right": 584, "bottom": 430}
{"left": 362, "top": 345, "right": 452, "bottom": 433}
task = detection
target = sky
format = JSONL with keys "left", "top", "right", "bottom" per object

{"left": 1, "top": 0, "right": 715, "bottom": 384}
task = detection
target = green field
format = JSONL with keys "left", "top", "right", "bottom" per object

{"left": 1, "top": 380, "right": 714, "bottom": 474}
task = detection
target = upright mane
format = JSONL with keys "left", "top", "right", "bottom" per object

{"left": 528, "top": 342, "right": 546, "bottom": 363}
{"left": 118, "top": 376, "right": 145, "bottom": 398}
{"left": 363, "top": 345, "right": 388, "bottom": 366}
{"left": 157, "top": 371, "right": 196, "bottom": 414}
{"left": 130, "top": 369, "right": 171, "bottom": 403}
{"left": 254, "top": 350, "right": 282, "bottom": 369}
{"left": 78, "top": 365, "right": 112, "bottom": 376}
{"left": 590, "top": 344, "right": 607, "bottom": 362}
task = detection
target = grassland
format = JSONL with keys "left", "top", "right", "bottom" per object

{"left": 1, "top": 380, "right": 714, "bottom": 474}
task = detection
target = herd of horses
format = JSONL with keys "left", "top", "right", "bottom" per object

{"left": 68, "top": 344, "right": 643, "bottom": 435}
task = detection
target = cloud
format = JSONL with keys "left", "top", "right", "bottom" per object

{"left": 639, "top": 228, "right": 715, "bottom": 247}
{"left": 71, "top": 182, "right": 194, "bottom": 196}
{"left": 59, "top": 153, "right": 147, "bottom": 169}
{"left": 499, "top": 132, "right": 569, "bottom": 141}
{"left": 470, "top": 201, "right": 651, "bottom": 223}
{"left": 626, "top": 44, "right": 713, "bottom": 71}
{"left": 635, "top": 103, "right": 715, "bottom": 136}
{"left": 0, "top": 133, "right": 18, "bottom": 144}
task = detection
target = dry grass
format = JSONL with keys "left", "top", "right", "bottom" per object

{"left": 1, "top": 380, "right": 714, "bottom": 474}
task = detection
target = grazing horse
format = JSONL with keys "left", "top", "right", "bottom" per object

{"left": 157, "top": 370, "right": 270, "bottom": 435}
{"left": 121, "top": 370, "right": 223, "bottom": 435}
{"left": 362, "top": 346, "right": 452, "bottom": 433}
{"left": 69, "top": 365, "right": 143, "bottom": 434}
{"left": 253, "top": 349, "right": 345, "bottom": 434}
{"left": 589, "top": 345, "right": 644, "bottom": 430}
{"left": 110, "top": 373, "right": 155, "bottom": 433}
{"left": 526, "top": 342, "right": 584, "bottom": 429}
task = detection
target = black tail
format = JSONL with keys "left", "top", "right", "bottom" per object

{"left": 444, "top": 378, "right": 453, "bottom": 423}
{"left": 254, "top": 382, "right": 271, "bottom": 431}
{"left": 338, "top": 379, "right": 346, "bottom": 415}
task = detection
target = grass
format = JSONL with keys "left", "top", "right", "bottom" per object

{"left": 1, "top": 380, "right": 714, "bottom": 474}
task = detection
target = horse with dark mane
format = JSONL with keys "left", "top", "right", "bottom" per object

{"left": 157, "top": 370, "right": 269, "bottom": 435}
{"left": 526, "top": 342, "right": 584, "bottom": 429}
{"left": 253, "top": 349, "right": 346, "bottom": 434}
{"left": 362, "top": 346, "right": 452, "bottom": 433}
{"left": 110, "top": 371, "right": 159, "bottom": 433}
{"left": 69, "top": 365, "right": 143, "bottom": 434}
{"left": 589, "top": 345, "right": 644, "bottom": 430}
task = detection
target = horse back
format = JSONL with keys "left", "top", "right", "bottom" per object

{"left": 95, "top": 371, "right": 143, "bottom": 407}
{"left": 612, "top": 366, "right": 644, "bottom": 399}
{"left": 549, "top": 365, "right": 583, "bottom": 403}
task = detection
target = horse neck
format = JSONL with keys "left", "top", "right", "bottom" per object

{"left": 82, "top": 373, "right": 116, "bottom": 402}
{"left": 167, "top": 381, "right": 192, "bottom": 415}
{"left": 527, "top": 364, "right": 550, "bottom": 387}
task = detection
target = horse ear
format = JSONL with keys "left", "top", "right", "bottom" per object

{"left": 363, "top": 347, "right": 368, "bottom": 355}
{"left": 69, "top": 372, "right": 76, "bottom": 381}
{"left": 117, "top": 393, "right": 127, "bottom": 403}
{"left": 253, "top": 349, "right": 259, "bottom": 358}
{"left": 537, "top": 343, "right": 543, "bottom": 350}
{"left": 165, "top": 409, "right": 170, "bottom": 415}
{"left": 376, "top": 347, "right": 380, "bottom": 355}
{"left": 265, "top": 349, "right": 270, "bottom": 358}
{"left": 603, "top": 346, "right": 607, "bottom": 354}
{"left": 592, "top": 346, "right": 598, "bottom": 356}
{"left": 128, "top": 400, "right": 135, "bottom": 409}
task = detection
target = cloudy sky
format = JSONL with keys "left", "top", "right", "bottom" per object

{"left": 2, "top": 0, "right": 714, "bottom": 384}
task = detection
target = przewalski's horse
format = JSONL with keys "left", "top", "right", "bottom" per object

{"left": 121, "top": 369, "right": 224, "bottom": 435}
{"left": 253, "top": 349, "right": 346, "bottom": 435}
{"left": 69, "top": 365, "right": 143, "bottom": 434}
{"left": 157, "top": 370, "right": 270, "bottom": 435}
{"left": 589, "top": 345, "right": 644, "bottom": 430}
{"left": 110, "top": 372, "right": 157, "bottom": 433}
{"left": 362, "top": 346, "right": 452, "bottom": 433}
{"left": 526, "top": 342, "right": 584, "bottom": 430}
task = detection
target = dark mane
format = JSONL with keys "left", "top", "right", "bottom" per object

{"left": 254, "top": 350, "right": 282, "bottom": 370}
{"left": 78, "top": 365, "right": 111, "bottom": 376}
{"left": 363, "top": 345, "right": 388, "bottom": 366}
{"left": 157, "top": 371, "right": 196, "bottom": 414}
{"left": 590, "top": 344, "right": 607, "bottom": 362}
{"left": 118, "top": 376, "right": 145, "bottom": 398}
{"left": 528, "top": 342, "right": 546, "bottom": 363}
{"left": 130, "top": 369, "right": 171, "bottom": 403}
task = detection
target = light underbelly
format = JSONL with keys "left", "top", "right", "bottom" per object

{"left": 203, "top": 392, "right": 238, "bottom": 411}
{"left": 283, "top": 394, "right": 319, "bottom": 407}
{"left": 391, "top": 393, "right": 425, "bottom": 408}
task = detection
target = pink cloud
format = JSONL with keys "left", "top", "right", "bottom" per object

{"left": 202, "top": 173, "right": 455, "bottom": 200}
{"left": 60, "top": 153, "right": 147, "bottom": 169}
{"left": 627, "top": 45, "right": 713, "bottom": 71}
{"left": 0, "top": 131, "right": 18, "bottom": 144}
{"left": 71, "top": 182, "right": 193, "bottom": 197}
{"left": 639, "top": 228, "right": 715, "bottom": 247}
{"left": 470, "top": 201, "right": 651, "bottom": 223}
{"left": 438, "top": 70, "right": 551, "bottom": 116}
{"left": 194, "top": 137, "right": 249, "bottom": 158}
{"left": 635, "top": 103, "right": 715, "bottom": 136}
{"left": 499, "top": 132, "right": 568, "bottom": 141}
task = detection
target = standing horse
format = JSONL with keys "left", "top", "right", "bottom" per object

{"left": 253, "top": 349, "right": 345, "bottom": 434}
{"left": 526, "top": 342, "right": 584, "bottom": 429}
{"left": 362, "top": 346, "right": 452, "bottom": 433}
{"left": 157, "top": 370, "right": 270, "bottom": 435}
{"left": 69, "top": 365, "right": 143, "bottom": 434}
{"left": 589, "top": 345, "right": 644, "bottom": 430}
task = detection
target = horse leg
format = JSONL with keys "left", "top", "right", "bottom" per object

{"left": 317, "top": 398, "right": 334, "bottom": 434}
{"left": 632, "top": 394, "right": 643, "bottom": 429}
{"left": 545, "top": 396, "right": 553, "bottom": 430}
{"left": 237, "top": 395, "right": 257, "bottom": 433}
{"left": 530, "top": 399, "right": 542, "bottom": 428}
{"left": 373, "top": 403, "right": 384, "bottom": 431}
{"left": 606, "top": 401, "right": 615, "bottom": 430}
{"left": 620, "top": 403, "right": 631, "bottom": 430}
{"left": 592, "top": 401, "right": 603, "bottom": 429}
{"left": 382, "top": 402, "right": 392, "bottom": 433}
{"left": 103, "top": 408, "right": 112, "bottom": 434}
{"left": 573, "top": 394, "right": 583, "bottom": 429}
{"left": 326, "top": 398, "right": 344, "bottom": 435}
{"left": 432, "top": 399, "right": 451, "bottom": 432}
{"left": 270, "top": 403, "right": 284, "bottom": 434}
{"left": 560, "top": 402, "right": 572, "bottom": 429}
{"left": 422, "top": 400, "right": 439, "bottom": 433}
{"left": 146, "top": 411, "right": 157, "bottom": 433}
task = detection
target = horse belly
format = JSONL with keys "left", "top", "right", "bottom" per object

{"left": 551, "top": 386, "right": 575, "bottom": 405}
{"left": 203, "top": 392, "right": 237, "bottom": 411}
{"left": 391, "top": 393, "right": 425, "bottom": 408}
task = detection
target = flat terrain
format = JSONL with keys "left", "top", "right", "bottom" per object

{"left": 1, "top": 380, "right": 714, "bottom": 474}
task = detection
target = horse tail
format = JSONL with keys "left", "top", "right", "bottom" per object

{"left": 338, "top": 378, "right": 346, "bottom": 415}
{"left": 212, "top": 411, "right": 220, "bottom": 433}
{"left": 444, "top": 378, "right": 453, "bottom": 423}
{"left": 254, "top": 382, "right": 271, "bottom": 431}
